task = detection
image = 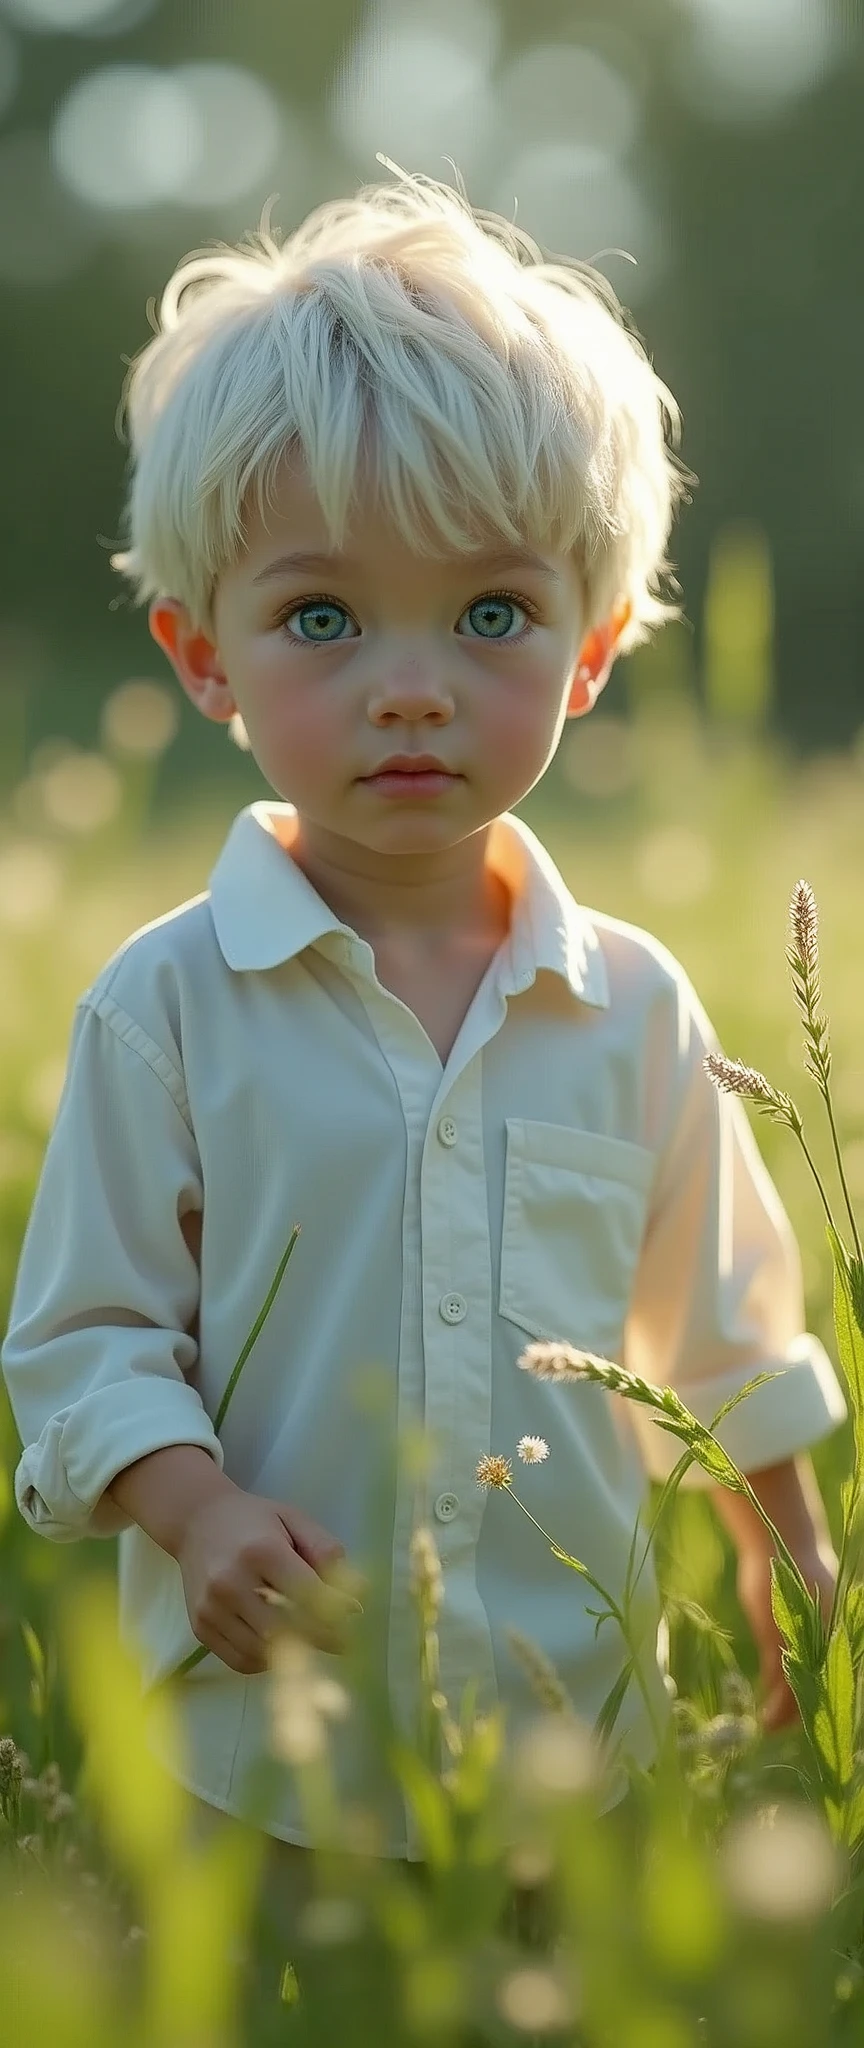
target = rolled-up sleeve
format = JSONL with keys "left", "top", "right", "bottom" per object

{"left": 622, "top": 968, "right": 847, "bottom": 1487}
{"left": 1, "top": 993, "right": 223, "bottom": 1541}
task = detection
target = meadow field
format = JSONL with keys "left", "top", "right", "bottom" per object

{"left": 1, "top": 537, "right": 863, "bottom": 2045}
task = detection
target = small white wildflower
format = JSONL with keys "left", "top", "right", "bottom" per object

{"left": 476, "top": 1452, "right": 513, "bottom": 1489}
{"left": 517, "top": 1435, "right": 549, "bottom": 1465}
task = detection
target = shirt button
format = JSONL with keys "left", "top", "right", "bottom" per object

{"left": 437, "top": 1115, "right": 458, "bottom": 1147}
{"left": 439, "top": 1292, "right": 467, "bottom": 1323}
{"left": 434, "top": 1492, "right": 459, "bottom": 1522}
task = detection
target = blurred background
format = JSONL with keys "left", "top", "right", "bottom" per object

{"left": 1, "top": 0, "right": 864, "bottom": 1764}
{"left": 0, "top": 0, "right": 862, "bottom": 799}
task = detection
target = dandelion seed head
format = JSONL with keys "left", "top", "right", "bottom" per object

{"left": 517, "top": 1434, "right": 550, "bottom": 1464}
{"left": 476, "top": 1452, "right": 513, "bottom": 1488}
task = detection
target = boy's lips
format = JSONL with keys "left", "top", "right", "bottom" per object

{"left": 361, "top": 753, "right": 455, "bottom": 776}
{"left": 361, "top": 766, "right": 461, "bottom": 798}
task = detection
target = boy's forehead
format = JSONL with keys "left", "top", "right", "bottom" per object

{"left": 241, "top": 458, "right": 565, "bottom": 585}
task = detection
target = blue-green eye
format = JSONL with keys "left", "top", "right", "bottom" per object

{"left": 464, "top": 594, "right": 525, "bottom": 639}
{"left": 285, "top": 600, "right": 353, "bottom": 643}
{"left": 276, "top": 587, "right": 536, "bottom": 644}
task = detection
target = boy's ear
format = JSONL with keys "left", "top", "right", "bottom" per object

{"left": 566, "top": 598, "right": 632, "bottom": 717}
{"left": 148, "top": 597, "right": 236, "bottom": 723}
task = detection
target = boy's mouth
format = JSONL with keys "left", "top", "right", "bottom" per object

{"left": 361, "top": 768, "right": 461, "bottom": 798}
{"left": 362, "top": 753, "right": 456, "bottom": 776}
{"left": 359, "top": 752, "right": 461, "bottom": 798}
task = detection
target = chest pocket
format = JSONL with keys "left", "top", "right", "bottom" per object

{"left": 499, "top": 1120, "right": 655, "bottom": 1357}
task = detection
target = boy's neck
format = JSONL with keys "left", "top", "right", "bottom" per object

{"left": 283, "top": 817, "right": 511, "bottom": 956}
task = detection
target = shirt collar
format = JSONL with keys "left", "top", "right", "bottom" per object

{"left": 207, "top": 800, "right": 610, "bottom": 1010}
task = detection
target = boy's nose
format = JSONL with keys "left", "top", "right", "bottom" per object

{"left": 366, "top": 667, "right": 455, "bottom": 716}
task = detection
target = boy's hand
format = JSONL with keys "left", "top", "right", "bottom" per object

{"left": 736, "top": 1542, "right": 837, "bottom": 1733}
{"left": 174, "top": 1481, "right": 364, "bottom": 1675}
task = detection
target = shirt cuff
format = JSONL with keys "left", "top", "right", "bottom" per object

{"left": 631, "top": 1334, "right": 848, "bottom": 1489}
{"left": 14, "top": 1379, "right": 224, "bottom": 1541}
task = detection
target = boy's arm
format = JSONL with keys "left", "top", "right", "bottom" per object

{"left": 621, "top": 962, "right": 846, "bottom": 1487}
{"left": 710, "top": 1451, "right": 835, "bottom": 1561}
{"left": 1, "top": 994, "right": 224, "bottom": 1543}
{"left": 619, "top": 958, "right": 845, "bottom": 1729}
{"left": 106, "top": 1444, "right": 238, "bottom": 1558}
{"left": 710, "top": 1454, "right": 838, "bottom": 1730}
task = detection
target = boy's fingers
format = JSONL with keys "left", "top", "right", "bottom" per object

{"left": 320, "top": 1554, "right": 368, "bottom": 1606}
{"left": 206, "top": 1619, "right": 268, "bottom": 1677}
{"left": 274, "top": 1507, "right": 367, "bottom": 1607}
{"left": 276, "top": 1503, "right": 353, "bottom": 1578}
{"left": 258, "top": 1546, "right": 362, "bottom": 1627}
{"left": 251, "top": 1584, "right": 350, "bottom": 1656}
{"left": 278, "top": 1501, "right": 344, "bottom": 1555}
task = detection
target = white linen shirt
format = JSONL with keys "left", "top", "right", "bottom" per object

{"left": 1, "top": 800, "right": 846, "bottom": 1856}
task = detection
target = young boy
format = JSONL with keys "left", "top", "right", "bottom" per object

{"left": 1, "top": 165, "right": 844, "bottom": 1889}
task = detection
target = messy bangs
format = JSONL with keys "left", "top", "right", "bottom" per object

{"left": 111, "top": 159, "right": 689, "bottom": 652}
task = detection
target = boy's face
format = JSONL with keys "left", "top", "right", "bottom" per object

{"left": 149, "top": 451, "right": 626, "bottom": 930}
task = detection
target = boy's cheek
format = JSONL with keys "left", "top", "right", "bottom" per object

{"left": 245, "top": 702, "right": 341, "bottom": 793}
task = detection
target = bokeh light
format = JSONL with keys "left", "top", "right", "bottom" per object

{"left": 634, "top": 825, "right": 716, "bottom": 905}
{"left": 512, "top": 1713, "right": 599, "bottom": 1799}
{"left": 720, "top": 1802, "right": 841, "bottom": 1920}
{"left": 100, "top": 679, "right": 179, "bottom": 759}
{"left": 496, "top": 1965, "right": 575, "bottom": 2034}
{"left": 674, "top": 0, "right": 842, "bottom": 123}
{"left": 37, "top": 749, "right": 123, "bottom": 833}
{"left": 329, "top": 0, "right": 500, "bottom": 179}
{"left": 164, "top": 64, "right": 284, "bottom": 209}
{"left": 494, "top": 41, "right": 642, "bottom": 167}
{"left": 0, "top": 0, "right": 153, "bottom": 31}
{"left": 51, "top": 62, "right": 283, "bottom": 212}
{"left": 489, "top": 143, "right": 666, "bottom": 305}
{"left": 561, "top": 714, "right": 640, "bottom": 798}
{"left": 0, "top": 840, "right": 64, "bottom": 928}
{"left": 505, "top": 1840, "right": 556, "bottom": 1889}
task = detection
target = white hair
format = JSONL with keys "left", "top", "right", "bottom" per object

{"left": 110, "top": 159, "right": 690, "bottom": 652}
